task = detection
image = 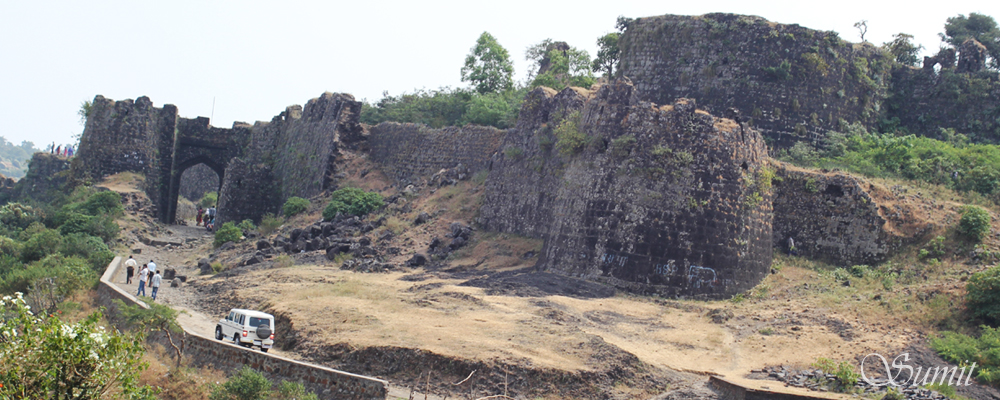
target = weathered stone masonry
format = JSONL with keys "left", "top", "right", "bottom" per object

{"left": 367, "top": 123, "right": 505, "bottom": 184}
{"left": 479, "top": 80, "right": 772, "bottom": 299}
{"left": 770, "top": 161, "right": 931, "bottom": 266}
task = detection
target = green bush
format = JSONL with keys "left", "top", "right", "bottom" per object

{"left": 960, "top": 206, "right": 992, "bottom": 242}
{"left": 322, "top": 188, "right": 384, "bottom": 220}
{"left": 209, "top": 366, "right": 271, "bottom": 400}
{"left": 0, "top": 235, "right": 22, "bottom": 260}
{"left": 282, "top": 197, "right": 310, "bottom": 217}
{"left": 72, "top": 190, "right": 123, "bottom": 216}
{"left": 213, "top": 222, "right": 242, "bottom": 247}
{"left": 0, "top": 203, "right": 44, "bottom": 231}
{"left": 811, "top": 357, "right": 860, "bottom": 392}
{"left": 199, "top": 191, "right": 218, "bottom": 208}
{"left": 58, "top": 212, "right": 119, "bottom": 244}
{"left": 554, "top": 112, "right": 588, "bottom": 157}
{"left": 930, "top": 326, "right": 1000, "bottom": 385}
{"left": 273, "top": 381, "right": 318, "bottom": 400}
{"left": 20, "top": 228, "right": 63, "bottom": 262}
{"left": 0, "top": 254, "right": 96, "bottom": 298}
{"left": 966, "top": 265, "right": 1000, "bottom": 324}
{"left": 258, "top": 213, "right": 284, "bottom": 236}
{"left": 59, "top": 233, "right": 114, "bottom": 273}
{"left": 237, "top": 219, "right": 256, "bottom": 234}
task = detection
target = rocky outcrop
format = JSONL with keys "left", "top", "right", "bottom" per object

{"left": 480, "top": 80, "right": 772, "bottom": 299}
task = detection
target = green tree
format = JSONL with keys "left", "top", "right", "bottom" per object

{"left": 882, "top": 33, "right": 924, "bottom": 66}
{"left": 942, "top": 13, "right": 1000, "bottom": 69}
{"left": 592, "top": 32, "right": 620, "bottom": 77}
{"left": 461, "top": 32, "right": 514, "bottom": 94}
{"left": 115, "top": 300, "right": 188, "bottom": 369}
{"left": 0, "top": 294, "right": 155, "bottom": 399}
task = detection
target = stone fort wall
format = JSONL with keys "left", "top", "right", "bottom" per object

{"left": 367, "top": 123, "right": 506, "bottom": 184}
{"left": 479, "top": 80, "right": 773, "bottom": 299}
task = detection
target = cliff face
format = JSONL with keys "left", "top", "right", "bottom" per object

{"left": 479, "top": 80, "right": 772, "bottom": 299}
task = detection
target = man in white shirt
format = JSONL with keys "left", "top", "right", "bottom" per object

{"left": 147, "top": 260, "right": 157, "bottom": 282}
{"left": 124, "top": 256, "right": 137, "bottom": 284}
{"left": 136, "top": 264, "right": 149, "bottom": 297}
{"left": 150, "top": 271, "right": 162, "bottom": 301}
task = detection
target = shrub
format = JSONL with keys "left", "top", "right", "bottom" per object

{"left": 199, "top": 191, "right": 218, "bottom": 208}
{"left": 59, "top": 233, "right": 114, "bottom": 273}
{"left": 213, "top": 222, "right": 242, "bottom": 247}
{"left": 322, "top": 188, "right": 384, "bottom": 220}
{"left": 211, "top": 262, "right": 224, "bottom": 274}
{"left": 959, "top": 206, "right": 992, "bottom": 242}
{"left": 610, "top": 135, "right": 637, "bottom": 158}
{"left": 73, "top": 190, "right": 124, "bottom": 216}
{"left": 554, "top": 112, "right": 588, "bottom": 157}
{"left": 282, "top": 197, "right": 309, "bottom": 217}
{"left": 0, "top": 203, "right": 44, "bottom": 230}
{"left": 967, "top": 265, "right": 1000, "bottom": 324}
{"left": 20, "top": 228, "right": 63, "bottom": 262}
{"left": 811, "top": 357, "right": 860, "bottom": 392}
{"left": 259, "top": 213, "right": 284, "bottom": 236}
{"left": 0, "top": 235, "right": 23, "bottom": 260}
{"left": 60, "top": 212, "right": 119, "bottom": 243}
{"left": 237, "top": 219, "right": 256, "bottom": 234}
{"left": 273, "top": 254, "right": 294, "bottom": 268}
{"left": 930, "top": 326, "right": 1000, "bottom": 385}
{"left": 274, "top": 381, "right": 319, "bottom": 400}
{"left": 0, "top": 254, "right": 96, "bottom": 299}
{"left": 0, "top": 296, "right": 154, "bottom": 399}
{"left": 209, "top": 366, "right": 271, "bottom": 400}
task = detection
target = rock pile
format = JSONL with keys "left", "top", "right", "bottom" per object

{"left": 757, "top": 366, "right": 949, "bottom": 400}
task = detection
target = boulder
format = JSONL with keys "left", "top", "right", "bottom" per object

{"left": 170, "top": 279, "right": 182, "bottom": 288}
{"left": 414, "top": 212, "right": 431, "bottom": 225}
{"left": 198, "top": 258, "right": 213, "bottom": 275}
{"left": 256, "top": 239, "right": 271, "bottom": 250}
{"left": 407, "top": 253, "right": 428, "bottom": 267}
{"left": 163, "top": 268, "right": 176, "bottom": 280}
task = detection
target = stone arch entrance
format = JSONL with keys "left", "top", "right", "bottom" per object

{"left": 167, "top": 155, "right": 226, "bottom": 222}
{"left": 166, "top": 155, "right": 226, "bottom": 224}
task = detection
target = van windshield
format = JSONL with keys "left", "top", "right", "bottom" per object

{"left": 249, "top": 317, "right": 270, "bottom": 328}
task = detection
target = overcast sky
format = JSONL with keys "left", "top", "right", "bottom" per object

{"left": 1, "top": 0, "right": 998, "bottom": 149}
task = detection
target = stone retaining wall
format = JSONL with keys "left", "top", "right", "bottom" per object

{"left": 367, "top": 122, "right": 505, "bottom": 184}
{"left": 97, "top": 257, "right": 388, "bottom": 399}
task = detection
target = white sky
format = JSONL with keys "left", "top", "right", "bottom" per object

{"left": 1, "top": 0, "right": 997, "bottom": 148}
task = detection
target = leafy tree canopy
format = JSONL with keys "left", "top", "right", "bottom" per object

{"left": 461, "top": 32, "right": 515, "bottom": 94}
{"left": 592, "top": 32, "right": 621, "bottom": 77}
{"left": 942, "top": 12, "right": 1000, "bottom": 69}
{"left": 882, "top": 33, "right": 924, "bottom": 66}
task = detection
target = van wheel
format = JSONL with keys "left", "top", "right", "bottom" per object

{"left": 215, "top": 326, "right": 223, "bottom": 341}
{"left": 261, "top": 348, "right": 269, "bottom": 353}
{"left": 233, "top": 333, "right": 240, "bottom": 346}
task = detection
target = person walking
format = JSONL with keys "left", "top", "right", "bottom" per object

{"left": 136, "top": 264, "right": 149, "bottom": 297}
{"left": 150, "top": 271, "right": 162, "bottom": 301}
{"left": 125, "top": 255, "right": 137, "bottom": 284}
{"left": 196, "top": 207, "right": 204, "bottom": 227}
{"left": 55, "top": 145, "right": 61, "bottom": 156}
{"left": 147, "top": 260, "right": 157, "bottom": 282}
{"left": 788, "top": 237, "right": 798, "bottom": 256}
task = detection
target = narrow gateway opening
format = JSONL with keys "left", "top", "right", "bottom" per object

{"left": 177, "top": 162, "right": 221, "bottom": 224}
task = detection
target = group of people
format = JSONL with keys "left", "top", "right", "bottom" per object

{"left": 197, "top": 206, "right": 217, "bottom": 231}
{"left": 49, "top": 143, "right": 75, "bottom": 158}
{"left": 124, "top": 255, "right": 163, "bottom": 301}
